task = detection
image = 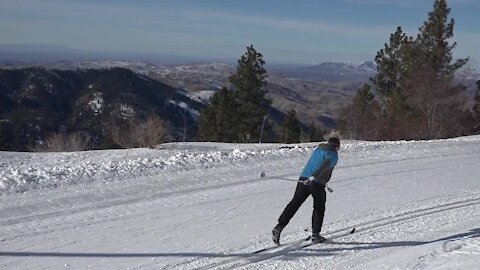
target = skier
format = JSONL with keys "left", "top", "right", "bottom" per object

{"left": 272, "top": 137, "right": 340, "bottom": 245}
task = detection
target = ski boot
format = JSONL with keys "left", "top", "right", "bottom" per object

{"left": 311, "top": 233, "right": 327, "bottom": 244}
{"left": 272, "top": 225, "right": 284, "bottom": 246}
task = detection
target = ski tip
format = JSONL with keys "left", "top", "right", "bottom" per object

{"left": 350, "top": 227, "right": 356, "bottom": 234}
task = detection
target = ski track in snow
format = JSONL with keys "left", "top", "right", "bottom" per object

{"left": 194, "top": 196, "right": 480, "bottom": 270}
{"left": 0, "top": 136, "right": 479, "bottom": 269}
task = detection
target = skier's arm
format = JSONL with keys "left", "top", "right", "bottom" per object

{"left": 312, "top": 157, "right": 335, "bottom": 186}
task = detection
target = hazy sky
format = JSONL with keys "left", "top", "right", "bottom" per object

{"left": 1, "top": 0, "right": 479, "bottom": 68}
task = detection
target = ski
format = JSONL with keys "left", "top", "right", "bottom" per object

{"left": 196, "top": 227, "right": 355, "bottom": 270}
{"left": 194, "top": 235, "right": 311, "bottom": 270}
{"left": 252, "top": 235, "right": 311, "bottom": 254}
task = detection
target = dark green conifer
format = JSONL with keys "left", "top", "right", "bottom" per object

{"left": 230, "top": 45, "right": 271, "bottom": 142}
{"left": 279, "top": 109, "right": 301, "bottom": 143}
{"left": 197, "top": 87, "right": 237, "bottom": 141}
{"left": 473, "top": 81, "right": 480, "bottom": 131}
{"left": 337, "top": 84, "right": 381, "bottom": 139}
{"left": 197, "top": 45, "right": 271, "bottom": 142}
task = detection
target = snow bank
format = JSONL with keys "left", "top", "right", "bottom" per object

{"left": 0, "top": 144, "right": 311, "bottom": 194}
{"left": 1, "top": 135, "right": 479, "bottom": 194}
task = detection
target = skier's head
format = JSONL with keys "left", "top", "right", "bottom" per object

{"left": 327, "top": 137, "right": 340, "bottom": 151}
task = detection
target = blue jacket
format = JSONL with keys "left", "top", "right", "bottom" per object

{"left": 300, "top": 144, "right": 338, "bottom": 185}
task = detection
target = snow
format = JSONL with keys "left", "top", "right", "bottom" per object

{"left": 172, "top": 63, "right": 231, "bottom": 74}
{"left": 168, "top": 99, "right": 201, "bottom": 116}
{"left": 358, "top": 228, "right": 480, "bottom": 270}
{"left": 185, "top": 90, "right": 216, "bottom": 104}
{"left": 119, "top": 104, "right": 134, "bottom": 119}
{"left": 87, "top": 92, "right": 103, "bottom": 115}
{"left": 0, "top": 144, "right": 311, "bottom": 194}
{"left": 0, "top": 136, "right": 479, "bottom": 269}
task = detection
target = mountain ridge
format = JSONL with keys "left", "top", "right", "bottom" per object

{"left": 0, "top": 67, "right": 204, "bottom": 150}
{"left": 0, "top": 60, "right": 372, "bottom": 127}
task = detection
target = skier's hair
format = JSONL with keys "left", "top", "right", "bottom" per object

{"left": 327, "top": 137, "right": 340, "bottom": 147}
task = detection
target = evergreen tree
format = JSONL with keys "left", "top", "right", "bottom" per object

{"left": 197, "top": 87, "right": 238, "bottom": 141}
{"left": 197, "top": 45, "right": 271, "bottom": 143}
{"left": 370, "top": 27, "right": 417, "bottom": 139}
{"left": 279, "top": 109, "right": 301, "bottom": 143}
{"left": 337, "top": 84, "right": 381, "bottom": 139}
{"left": 363, "top": 0, "right": 469, "bottom": 139}
{"left": 474, "top": 81, "right": 480, "bottom": 116}
{"left": 229, "top": 45, "right": 271, "bottom": 142}
{"left": 0, "top": 122, "right": 15, "bottom": 151}
{"left": 415, "top": 0, "right": 468, "bottom": 77}
{"left": 352, "top": 84, "right": 377, "bottom": 111}
{"left": 197, "top": 106, "right": 216, "bottom": 141}
{"left": 401, "top": 0, "right": 469, "bottom": 138}
{"left": 308, "top": 122, "right": 325, "bottom": 142}
{"left": 473, "top": 80, "right": 480, "bottom": 132}
{"left": 372, "top": 27, "right": 409, "bottom": 99}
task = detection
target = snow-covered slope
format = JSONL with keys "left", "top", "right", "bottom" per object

{"left": 1, "top": 136, "right": 479, "bottom": 269}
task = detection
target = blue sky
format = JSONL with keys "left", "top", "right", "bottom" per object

{"left": 1, "top": 0, "right": 479, "bottom": 68}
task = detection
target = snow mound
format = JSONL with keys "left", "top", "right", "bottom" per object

{"left": 0, "top": 144, "right": 311, "bottom": 194}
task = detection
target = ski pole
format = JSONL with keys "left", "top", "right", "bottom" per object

{"left": 260, "top": 172, "right": 333, "bottom": 193}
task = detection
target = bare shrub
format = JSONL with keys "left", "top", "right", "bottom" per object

{"left": 31, "top": 131, "right": 93, "bottom": 152}
{"left": 299, "top": 130, "right": 310, "bottom": 143}
{"left": 135, "top": 115, "right": 170, "bottom": 148}
{"left": 403, "top": 64, "right": 467, "bottom": 139}
{"left": 111, "top": 114, "right": 170, "bottom": 149}
{"left": 324, "top": 129, "right": 342, "bottom": 141}
{"left": 337, "top": 84, "right": 383, "bottom": 140}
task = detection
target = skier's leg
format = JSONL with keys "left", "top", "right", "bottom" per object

{"left": 277, "top": 182, "right": 311, "bottom": 228}
{"left": 309, "top": 182, "right": 327, "bottom": 235}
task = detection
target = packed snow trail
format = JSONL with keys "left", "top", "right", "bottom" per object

{"left": 0, "top": 137, "right": 479, "bottom": 269}
{"left": 196, "top": 196, "right": 480, "bottom": 270}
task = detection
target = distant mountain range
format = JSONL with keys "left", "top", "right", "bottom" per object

{"left": 0, "top": 59, "right": 377, "bottom": 84}
{"left": 1, "top": 59, "right": 478, "bottom": 150}
{"left": 0, "top": 60, "right": 375, "bottom": 128}
{"left": 0, "top": 44, "right": 230, "bottom": 65}
{"left": 275, "top": 61, "right": 376, "bottom": 82}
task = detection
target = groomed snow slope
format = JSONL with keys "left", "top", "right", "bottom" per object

{"left": 1, "top": 136, "right": 479, "bottom": 269}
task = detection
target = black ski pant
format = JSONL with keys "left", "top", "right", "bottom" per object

{"left": 277, "top": 178, "right": 326, "bottom": 235}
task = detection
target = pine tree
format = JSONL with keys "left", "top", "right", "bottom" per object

{"left": 352, "top": 84, "right": 377, "bottom": 110}
{"left": 401, "top": 0, "right": 469, "bottom": 138}
{"left": 337, "top": 84, "right": 381, "bottom": 139}
{"left": 197, "top": 87, "right": 238, "bottom": 142}
{"left": 473, "top": 80, "right": 480, "bottom": 132}
{"left": 197, "top": 46, "right": 270, "bottom": 143}
{"left": 474, "top": 81, "right": 480, "bottom": 115}
{"left": 416, "top": 0, "right": 468, "bottom": 77}
{"left": 308, "top": 122, "right": 325, "bottom": 142}
{"left": 279, "top": 109, "right": 301, "bottom": 143}
{"left": 229, "top": 45, "right": 271, "bottom": 142}
{"left": 370, "top": 27, "right": 417, "bottom": 139}
{"left": 197, "top": 105, "right": 216, "bottom": 141}
{"left": 366, "top": 0, "right": 469, "bottom": 139}
{"left": 372, "top": 27, "right": 409, "bottom": 99}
